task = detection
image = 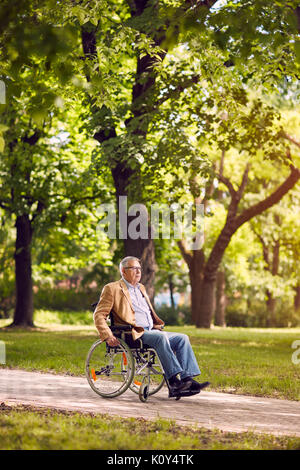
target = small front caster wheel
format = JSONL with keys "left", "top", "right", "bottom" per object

{"left": 139, "top": 380, "right": 150, "bottom": 402}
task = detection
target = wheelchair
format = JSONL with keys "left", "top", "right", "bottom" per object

{"left": 86, "top": 304, "right": 174, "bottom": 403}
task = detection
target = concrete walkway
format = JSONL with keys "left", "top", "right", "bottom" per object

{"left": 1, "top": 368, "right": 300, "bottom": 437}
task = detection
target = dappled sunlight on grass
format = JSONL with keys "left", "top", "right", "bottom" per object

{"left": 34, "top": 323, "right": 96, "bottom": 333}
{"left": 1, "top": 315, "right": 300, "bottom": 400}
{"left": 239, "top": 341, "right": 269, "bottom": 347}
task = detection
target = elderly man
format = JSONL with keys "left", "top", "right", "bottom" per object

{"left": 93, "top": 256, "right": 210, "bottom": 398}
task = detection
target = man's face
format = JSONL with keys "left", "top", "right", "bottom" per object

{"left": 122, "top": 259, "right": 142, "bottom": 286}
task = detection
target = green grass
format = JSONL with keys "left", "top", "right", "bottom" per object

{"left": 1, "top": 312, "right": 300, "bottom": 450}
{"left": 171, "top": 325, "right": 300, "bottom": 401}
{"left": 0, "top": 312, "right": 300, "bottom": 400}
{"left": 30, "top": 308, "right": 95, "bottom": 326}
{"left": 0, "top": 403, "right": 299, "bottom": 450}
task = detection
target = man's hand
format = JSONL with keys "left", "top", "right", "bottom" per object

{"left": 152, "top": 324, "right": 164, "bottom": 331}
{"left": 106, "top": 335, "right": 120, "bottom": 347}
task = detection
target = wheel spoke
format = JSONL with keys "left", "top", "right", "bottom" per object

{"left": 86, "top": 339, "right": 134, "bottom": 398}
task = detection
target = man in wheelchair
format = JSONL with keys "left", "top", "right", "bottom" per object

{"left": 93, "top": 256, "right": 210, "bottom": 399}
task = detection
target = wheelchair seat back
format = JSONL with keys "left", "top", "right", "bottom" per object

{"left": 92, "top": 302, "right": 148, "bottom": 349}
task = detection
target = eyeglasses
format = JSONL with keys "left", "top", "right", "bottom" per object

{"left": 124, "top": 267, "right": 142, "bottom": 272}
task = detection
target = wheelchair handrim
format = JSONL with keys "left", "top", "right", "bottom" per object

{"left": 85, "top": 339, "right": 135, "bottom": 398}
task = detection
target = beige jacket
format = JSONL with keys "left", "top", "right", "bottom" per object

{"left": 93, "top": 279, "right": 165, "bottom": 341}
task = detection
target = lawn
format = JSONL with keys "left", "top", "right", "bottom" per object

{"left": 1, "top": 403, "right": 299, "bottom": 450}
{"left": 0, "top": 310, "right": 299, "bottom": 401}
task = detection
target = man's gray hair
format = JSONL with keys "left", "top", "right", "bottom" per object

{"left": 119, "top": 256, "right": 141, "bottom": 276}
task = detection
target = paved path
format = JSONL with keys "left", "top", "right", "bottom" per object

{"left": 1, "top": 368, "right": 300, "bottom": 437}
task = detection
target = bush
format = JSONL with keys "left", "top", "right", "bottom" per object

{"left": 225, "top": 302, "right": 300, "bottom": 328}
{"left": 271, "top": 307, "right": 300, "bottom": 328}
{"left": 34, "top": 287, "right": 99, "bottom": 312}
{"left": 154, "top": 304, "right": 192, "bottom": 326}
{"left": 35, "top": 309, "right": 94, "bottom": 325}
{"left": 0, "top": 280, "right": 15, "bottom": 319}
{"left": 225, "top": 310, "right": 252, "bottom": 327}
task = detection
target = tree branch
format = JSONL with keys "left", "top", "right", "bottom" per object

{"left": 21, "top": 130, "right": 41, "bottom": 146}
{"left": 183, "top": 0, "right": 219, "bottom": 14}
{"left": 81, "top": 23, "right": 98, "bottom": 82}
{"left": 282, "top": 132, "right": 300, "bottom": 149}
{"left": 204, "top": 163, "right": 300, "bottom": 281}
{"left": 215, "top": 173, "right": 236, "bottom": 199}
{"left": 250, "top": 223, "right": 270, "bottom": 269}
{"left": 0, "top": 201, "right": 11, "bottom": 211}
{"left": 236, "top": 162, "right": 250, "bottom": 199}
{"left": 30, "top": 200, "right": 46, "bottom": 223}
{"left": 235, "top": 165, "right": 300, "bottom": 228}
{"left": 177, "top": 239, "right": 193, "bottom": 268}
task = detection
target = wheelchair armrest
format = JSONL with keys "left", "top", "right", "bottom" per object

{"left": 111, "top": 325, "right": 133, "bottom": 332}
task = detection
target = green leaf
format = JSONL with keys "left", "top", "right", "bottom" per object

{"left": 0, "top": 136, "right": 5, "bottom": 152}
{"left": 294, "top": 41, "right": 300, "bottom": 65}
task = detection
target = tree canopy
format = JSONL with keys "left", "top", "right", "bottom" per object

{"left": 0, "top": 0, "right": 300, "bottom": 327}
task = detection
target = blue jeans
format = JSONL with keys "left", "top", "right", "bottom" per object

{"left": 141, "top": 329, "right": 201, "bottom": 380}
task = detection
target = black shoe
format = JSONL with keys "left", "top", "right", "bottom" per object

{"left": 182, "top": 378, "right": 211, "bottom": 394}
{"left": 168, "top": 377, "right": 193, "bottom": 398}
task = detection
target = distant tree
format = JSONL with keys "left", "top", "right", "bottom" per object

{"left": 154, "top": 238, "right": 189, "bottom": 311}
{"left": 0, "top": 89, "right": 107, "bottom": 326}
{"left": 249, "top": 184, "right": 300, "bottom": 323}
{"left": 176, "top": 86, "right": 300, "bottom": 327}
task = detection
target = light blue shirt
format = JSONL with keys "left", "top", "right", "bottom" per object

{"left": 122, "top": 277, "right": 153, "bottom": 330}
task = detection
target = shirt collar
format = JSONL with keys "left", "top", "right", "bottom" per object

{"left": 121, "top": 276, "right": 140, "bottom": 290}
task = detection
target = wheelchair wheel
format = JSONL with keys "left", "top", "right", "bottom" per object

{"left": 86, "top": 338, "right": 134, "bottom": 398}
{"left": 129, "top": 348, "right": 165, "bottom": 396}
{"left": 139, "top": 377, "right": 150, "bottom": 403}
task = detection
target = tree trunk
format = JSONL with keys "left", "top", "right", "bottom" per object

{"left": 256, "top": 230, "right": 280, "bottom": 327}
{"left": 266, "top": 293, "right": 276, "bottom": 327}
{"left": 215, "top": 270, "right": 227, "bottom": 327}
{"left": 178, "top": 242, "right": 205, "bottom": 325}
{"left": 294, "top": 283, "right": 300, "bottom": 312}
{"left": 168, "top": 274, "right": 175, "bottom": 310}
{"left": 111, "top": 163, "right": 156, "bottom": 301}
{"left": 197, "top": 277, "right": 216, "bottom": 328}
{"left": 195, "top": 213, "right": 238, "bottom": 327}
{"left": 189, "top": 268, "right": 203, "bottom": 325}
{"left": 266, "top": 239, "right": 280, "bottom": 326}
{"left": 11, "top": 214, "right": 34, "bottom": 327}
{"left": 194, "top": 164, "right": 300, "bottom": 328}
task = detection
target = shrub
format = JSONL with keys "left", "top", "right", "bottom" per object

{"left": 154, "top": 304, "right": 192, "bottom": 326}
{"left": 35, "top": 309, "right": 94, "bottom": 325}
{"left": 34, "top": 287, "right": 99, "bottom": 312}
{"left": 0, "top": 279, "right": 15, "bottom": 319}
{"left": 271, "top": 307, "right": 300, "bottom": 328}
{"left": 225, "top": 302, "right": 300, "bottom": 328}
{"left": 225, "top": 310, "right": 253, "bottom": 327}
